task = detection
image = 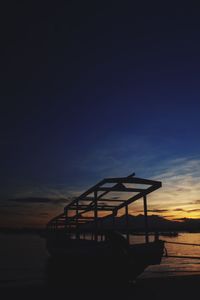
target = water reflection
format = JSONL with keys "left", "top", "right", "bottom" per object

{"left": 133, "top": 233, "right": 200, "bottom": 278}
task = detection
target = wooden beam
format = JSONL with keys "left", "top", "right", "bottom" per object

{"left": 104, "top": 177, "right": 162, "bottom": 186}
{"left": 67, "top": 205, "right": 115, "bottom": 211}
{"left": 68, "top": 205, "right": 90, "bottom": 210}
{"left": 98, "top": 199, "right": 126, "bottom": 202}
{"left": 81, "top": 197, "right": 126, "bottom": 202}
{"left": 97, "top": 187, "right": 145, "bottom": 193}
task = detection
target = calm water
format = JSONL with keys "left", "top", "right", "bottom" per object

{"left": 0, "top": 233, "right": 199, "bottom": 287}
{"left": 132, "top": 233, "right": 200, "bottom": 278}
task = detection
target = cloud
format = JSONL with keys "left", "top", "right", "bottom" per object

{"left": 194, "top": 200, "right": 200, "bottom": 204}
{"left": 148, "top": 156, "right": 200, "bottom": 206}
{"left": 0, "top": 208, "right": 29, "bottom": 216}
{"left": 2, "top": 144, "right": 200, "bottom": 225}
{"left": 8, "top": 197, "right": 70, "bottom": 205}
{"left": 187, "top": 208, "right": 200, "bottom": 213}
{"left": 162, "top": 215, "right": 175, "bottom": 218}
{"left": 174, "top": 217, "right": 200, "bottom": 222}
{"left": 147, "top": 209, "right": 169, "bottom": 213}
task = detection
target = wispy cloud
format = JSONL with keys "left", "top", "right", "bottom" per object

{"left": 137, "top": 209, "right": 169, "bottom": 213}
{"left": 8, "top": 197, "right": 70, "bottom": 205}
{"left": 1, "top": 135, "right": 200, "bottom": 225}
{"left": 194, "top": 200, "right": 200, "bottom": 204}
{"left": 187, "top": 208, "right": 200, "bottom": 213}
{"left": 147, "top": 156, "right": 200, "bottom": 218}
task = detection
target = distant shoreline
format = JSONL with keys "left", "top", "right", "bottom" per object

{"left": 0, "top": 228, "right": 200, "bottom": 235}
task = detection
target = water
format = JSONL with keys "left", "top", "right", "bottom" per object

{"left": 0, "top": 234, "right": 48, "bottom": 287}
{"left": 134, "top": 233, "right": 200, "bottom": 278}
{"left": 0, "top": 233, "right": 199, "bottom": 287}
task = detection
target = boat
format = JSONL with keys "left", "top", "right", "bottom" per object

{"left": 46, "top": 173, "right": 164, "bottom": 285}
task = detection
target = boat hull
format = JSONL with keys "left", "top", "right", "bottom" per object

{"left": 46, "top": 238, "right": 164, "bottom": 285}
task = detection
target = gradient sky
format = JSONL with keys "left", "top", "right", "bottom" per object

{"left": 1, "top": 1, "right": 200, "bottom": 227}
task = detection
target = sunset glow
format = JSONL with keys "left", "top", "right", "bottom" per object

{"left": 1, "top": 157, "right": 200, "bottom": 228}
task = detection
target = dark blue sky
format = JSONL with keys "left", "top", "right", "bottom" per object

{"left": 1, "top": 1, "right": 200, "bottom": 226}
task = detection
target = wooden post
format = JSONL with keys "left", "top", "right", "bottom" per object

{"left": 94, "top": 190, "right": 98, "bottom": 241}
{"left": 125, "top": 205, "right": 130, "bottom": 244}
{"left": 143, "top": 195, "right": 149, "bottom": 243}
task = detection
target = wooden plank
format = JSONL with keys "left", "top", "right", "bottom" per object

{"left": 96, "top": 198, "right": 126, "bottom": 202}
{"left": 104, "top": 177, "right": 162, "bottom": 186}
{"left": 97, "top": 187, "right": 145, "bottom": 193}
{"left": 67, "top": 205, "right": 115, "bottom": 211}
{"left": 80, "top": 197, "right": 94, "bottom": 201}
{"left": 68, "top": 205, "right": 90, "bottom": 210}
{"left": 80, "top": 197, "right": 126, "bottom": 202}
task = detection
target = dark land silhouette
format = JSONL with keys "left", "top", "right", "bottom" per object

{"left": 1, "top": 214, "right": 199, "bottom": 235}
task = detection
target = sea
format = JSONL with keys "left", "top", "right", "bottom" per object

{"left": 0, "top": 233, "right": 199, "bottom": 287}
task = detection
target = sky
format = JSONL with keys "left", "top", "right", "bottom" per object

{"left": 0, "top": 1, "right": 200, "bottom": 227}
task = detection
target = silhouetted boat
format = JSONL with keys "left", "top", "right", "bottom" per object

{"left": 46, "top": 173, "right": 164, "bottom": 284}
